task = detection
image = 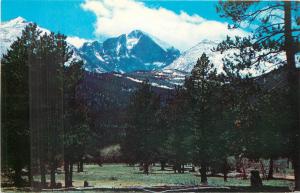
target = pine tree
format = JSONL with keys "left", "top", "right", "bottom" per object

{"left": 63, "top": 61, "right": 90, "bottom": 187}
{"left": 29, "top": 30, "right": 73, "bottom": 188}
{"left": 164, "top": 87, "right": 192, "bottom": 174}
{"left": 185, "top": 53, "right": 224, "bottom": 183}
{"left": 123, "top": 81, "right": 161, "bottom": 174}
{"left": 1, "top": 23, "right": 40, "bottom": 187}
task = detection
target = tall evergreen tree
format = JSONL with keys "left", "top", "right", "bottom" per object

{"left": 185, "top": 53, "right": 224, "bottom": 183}
{"left": 164, "top": 87, "right": 192, "bottom": 173}
{"left": 1, "top": 23, "right": 40, "bottom": 187}
{"left": 123, "top": 81, "right": 161, "bottom": 174}
{"left": 29, "top": 30, "right": 72, "bottom": 188}
{"left": 63, "top": 61, "right": 90, "bottom": 187}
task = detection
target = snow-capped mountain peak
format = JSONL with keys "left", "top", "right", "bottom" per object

{"left": 126, "top": 30, "right": 143, "bottom": 50}
{"left": 165, "top": 40, "right": 220, "bottom": 73}
{"left": 165, "top": 39, "right": 295, "bottom": 77}
{"left": 0, "top": 17, "right": 81, "bottom": 64}
{"left": 4, "top": 16, "right": 26, "bottom": 25}
{"left": 128, "top": 30, "right": 174, "bottom": 52}
{"left": 0, "top": 17, "right": 30, "bottom": 57}
{"left": 127, "top": 29, "right": 144, "bottom": 38}
{"left": 78, "top": 29, "right": 180, "bottom": 73}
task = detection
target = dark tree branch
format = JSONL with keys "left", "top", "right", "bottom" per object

{"left": 253, "top": 30, "right": 284, "bottom": 44}
{"left": 243, "top": 5, "right": 283, "bottom": 19}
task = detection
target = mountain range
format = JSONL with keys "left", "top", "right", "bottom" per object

{"left": 0, "top": 17, "right": 224, "bottom": 74}
{"left": 78, "top": 30, "right": 180, "bottom": 73}
{"left": 0, "top": 17, "right": 180, "bottom": 74}
{"left": 1, "top": 17, "right": 298, "bottom": 88}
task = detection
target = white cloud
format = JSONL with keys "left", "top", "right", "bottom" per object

{"left": 66, "top": 36, "right": 92, "bottom": 48}
{"left": 81, "top": 0, "right": 248, "bottom": 51}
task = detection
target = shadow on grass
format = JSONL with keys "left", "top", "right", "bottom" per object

{"left": 132, "top": 171, "right": 187, "bottom": 175}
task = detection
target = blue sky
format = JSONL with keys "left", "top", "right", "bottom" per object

{"left": 2, "top": 0, "right": 225, "bottom": 38}
{"left": 2, "top": 0, "right": 96, "bottom": 39}
{"left": 2, "top": 0, "right": 247, "bottom": 50}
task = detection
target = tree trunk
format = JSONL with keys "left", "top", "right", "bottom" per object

{"left": 181, "top": 164, "right": 185, "bottom": 173}
{"left": 242, "top": 164, "right": 247, "bottom": 180}
{"left": 224, "top": 171, "right": 228, "bottom": 182}
{"left": 40, "top": 161, "right": 46, "bottom": 188}
{"left": 143, "top": 162, "right": 149, "bottom": 175}
{"left": 79, "top": 160, "right": 84, "bottom": 172}
{"left": 223, "top": 159, "right": 228, "bottom": 182}
{"left": 284, "top": 1, "right": 296, "bottom": 71}
{"left": 160, "top": 161, "right": 166, "bottom": 171}
{"left": 284, "top": 2, "right": 299, "bottom": 190}
{"left": 260, "top": 160, "right": 266, "bottom": 179}
{"left": 173, "top": 163, "right": 180, "bottom": 173}
{"left": 267, "top": 158, "right": 274, "bottom": 180}
{"left": 250, "top": 170, "right": 263, "bottom": 187}
{"left": 64, "top": 160, "right": 70, "bottom": 187}
{"left": 191, "top": 166, "right": 195, "bottom": 172}
{"left": 235, "top": 156, "right": 242, "bottom": 173}
{"left": 76, "top": 159, "right": 84, "bottom": 173}
{"left": 69, "top": 162, "right": 73, "bottom": 187}
{"left": 50, "top": 162, "right": 56, "bottom": 188}
{"left": 200, "top": 162, "right": 207, "bottom": 184}
{"left": 14, "top": 166, "right": 22, "bottom": 187}
{"left": 28, "top": 165, "right": 33, "bottom": 187}
{"left": 293, "top": 154, "right": 300, "bottom": 191}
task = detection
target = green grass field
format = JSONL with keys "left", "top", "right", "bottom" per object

{"left": 54, "top": 164, "right": 293, "bottom": 188}
{"left": 3, "top": 164, "right": 294, "bottom": 192}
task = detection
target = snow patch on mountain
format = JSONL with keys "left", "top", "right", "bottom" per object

{"left": 126, "top": 37, "right": 139, "bottom": 50}
{"left": 125, "top": 76, "right": 143, "bottom": 83}
{"left": 165, "top": 39, "right": 296, "bottom": 77}
{"left": 125, "top": 75, "right": 173, "bottom": 89}
{"left": 95, "top": 52, "right": 105, "bottom": 62}
{"left": 150, "top": 82, "right": 173, "bottom": 90}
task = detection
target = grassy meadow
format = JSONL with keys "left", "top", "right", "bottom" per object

{"left": 61, "top": 164, "right": 292, "bottom": 188}
{"left": 4, "top": 164, "right": 293, "bottom": 193}
{"left": 3, "top": 163, "right": 294, "bottom": 192}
